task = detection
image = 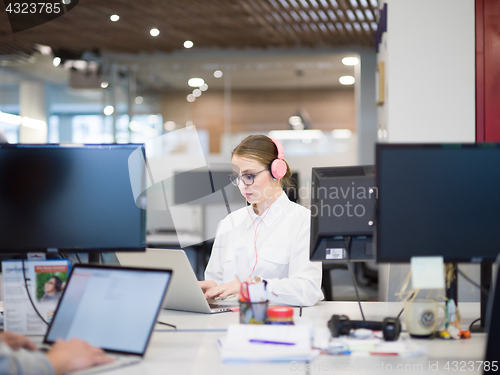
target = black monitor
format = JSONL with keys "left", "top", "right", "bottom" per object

{"left": 309, "top": 165, "right": 376, "bottom": 262}
{"left": 376, "top": 143, "right": 500, "bottom": 330}
{"left": 375, "top": 143, "right": 500, "bottom": 263}
{"left": 0, "top": 144, "right": 146, "bottom": 254}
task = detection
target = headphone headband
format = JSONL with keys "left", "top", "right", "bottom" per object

{"left": 269, "top": 137, "right": 284, "bottom": 160}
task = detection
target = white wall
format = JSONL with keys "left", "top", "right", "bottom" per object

{"left": 378, "top": 0, "right": 476, "bottom": 143}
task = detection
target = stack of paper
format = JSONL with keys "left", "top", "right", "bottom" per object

{"left": 218, "top": 324, "right": 317, "bottom": 362}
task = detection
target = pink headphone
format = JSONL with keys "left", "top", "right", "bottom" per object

{"left": 269, "top": 137, "right": 287, "bottom": 180}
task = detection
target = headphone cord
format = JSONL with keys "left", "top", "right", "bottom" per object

{"left": 247, "top": 183, "right": 281, "bottom": 277}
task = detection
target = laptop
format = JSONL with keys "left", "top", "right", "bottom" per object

{"left": 116, "top": 248, "right": 238, "bottom": 313}
{"left": 43, "top": 264, "right": 172, "bottom": 375}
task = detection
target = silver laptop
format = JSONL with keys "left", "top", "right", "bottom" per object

{"left": 43, "top": 264, "right": 172, "bottom": 375}
{"left": 116, "top": 248, "right": 237, "bottom": 313}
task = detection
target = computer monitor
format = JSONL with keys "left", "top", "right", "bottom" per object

{"left": 376, "top": 143, "right": 500, "bottom": 330}
{"left": 0, "top": 144, "right": 146, "bottom": 254}
{"left": 375, "top": 143, "right": 500, "bottom": 263}
{"left": 309, "top": 166, "right": 376, "bottom": 262}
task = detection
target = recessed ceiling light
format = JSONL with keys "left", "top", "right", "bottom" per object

{"left": 193, "top": 89, "right": 202, "bottom": 97}
{"left": 188, "top": 78, "right": 204, "bottom": 87}
{"left": 342, "top": 57, "right": 359, "bottom": 66}
{"left": 187, "top": 94, "right": 196, "bottom": 102}
{"left": 288, "top": 116, "right": 302, "bottom": 126}
{"left": 184, "top": 40, "right": 194, "bottom": 49}
{"left": 52, "top": 57, "right": 61, "bottom": 67}
{"left": 164, "top": 121, "right": 176, "bottom": 131}
{"left": 101, "top": 81, "right": 109, "bottom": 89}
{"left": 110, "top": 14, "right": 119, "bottom": 22}
{"left": 135, "top": 96, "right": 143, "bottom": 105}
{"left": 214, "top": 70, "right": 223, "bottom": 78}
{"left": 103, "top": 105, "right": 114, "bottom": 116}
{"left": 150, "top": 28, "right": 160, "bottom": 37}
{"left": 200, "top": 83, "right": 208, "bottom": 91}
{"left": 339, "top": 76, "right": 355, "bottom": 85}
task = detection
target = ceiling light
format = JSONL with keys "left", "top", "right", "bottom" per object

{"left": 214, "top": 70, "right": 223, "bottom": 78}
{"left": 34, "top": 44, "right": 52, "bottom": 55}
{"left": 103, "top": 105, "right": 114, "bottom": 116}
{"left": 331, "top": 129, "right": 352, "bottom": 139}
{"left": 22, "top": 117, "right": 46, "bottom": 130}
{"left": 135, "top": 96, "right": 143, "bottom": 105}
{"left": 187, "top": 94, "right": 196, "bottom": 102}
{"left": 164, "top": 121, "right": 176, "bottom": 131}
{"left": 110, "top": 14, "right": 119, "bottom": 22}
{"left": 200, "top": 83, "right": 208, "bottom": 91}
{"left": 101, "top": 81, "right": 109, "bottom": 89}
{"left": 268, "top": 130, "right": 324, "bottom": 140}
{"left": 184, "top": 40, "right": 194, "bottom": 49}
{"left": 193, "top": 89, "right": 202, "bottom": 97}
{"left": 150, "top": 28, "right": 160, "bottom": 37}
{"left": 188, "top": 78, "right": 204, "bottom": 87}
{"left": 53, "top": 57, "right": 61, "bottom": 67}
{"left": 0, "top": 111, "right": 22, "bottom": 125}
{"left": 339, "top": 76, "right": 355, "bottom": 85}
{"left": 342, "top": 57, "right": 359, "bottom": 66}
{"left": 62, "top": 0, "right": 71, "bottom": 3}
{"left": 288, "top": 116, "right": 302, "bottom": 126}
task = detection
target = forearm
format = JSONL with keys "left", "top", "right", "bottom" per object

{"left": 0, "top": 345, "right": 55, "bottom": 375}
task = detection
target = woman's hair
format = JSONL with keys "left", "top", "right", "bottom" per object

{"left": 49, "top": 276, "right": 63, "bottom": 292}
{"left": 231, "top": 135, "right": 294, "bottom": 190}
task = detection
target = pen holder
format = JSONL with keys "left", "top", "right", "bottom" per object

{"left": 239, "top": 300, "right": 268, "bottom": 324}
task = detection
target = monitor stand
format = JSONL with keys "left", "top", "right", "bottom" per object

{"left": 470, "top": 263, "right": 492, "bottom": 333}
{"left": 88, "top": 253, "right": 101, "bottom": 264}
{"left": 448, "top": 262, "right": 491, "bottom": 333}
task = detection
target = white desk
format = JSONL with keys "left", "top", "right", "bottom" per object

{"left": 105, "top": 302, "right": 486, "bottom": 375}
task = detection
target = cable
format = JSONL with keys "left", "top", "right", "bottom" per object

{"left": 469, "top": 318, "right": 481, "bottom": 332}
{"left": 344, "top": 236, "right": 365, "bottom": 321}
{"left": 457, "top": 267, "right": 490, "bottom": 297}
{"left": 157, "top": 321, "right": 177, "bottom": 329}
{"left": 21, "top": 258, "right": 49, "bottom": 326}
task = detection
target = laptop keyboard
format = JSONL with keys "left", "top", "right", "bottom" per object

{"left": 71, "top": 355, "right": 140, "bottom": 375}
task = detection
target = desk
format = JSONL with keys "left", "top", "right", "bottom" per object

{"left": 105, "top": 302, "right": 486, "bottom": 375}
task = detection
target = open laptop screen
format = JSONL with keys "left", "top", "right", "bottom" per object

{"left": 44, "top": 265, "right": 172, "bottom": 355}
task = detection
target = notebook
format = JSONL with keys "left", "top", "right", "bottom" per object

{"left": 43, "top": 264, "right": 172, "bottom": 375}
{"left": 116, "top": 248, "right": 238, "bottom": 314}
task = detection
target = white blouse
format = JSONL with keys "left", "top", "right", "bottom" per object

{"left": 205, "top": 192, "right": 324, "bottom": 306}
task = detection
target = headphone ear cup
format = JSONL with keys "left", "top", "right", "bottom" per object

{"left": 270, "top": 159, "right": 287, "bottom": 180}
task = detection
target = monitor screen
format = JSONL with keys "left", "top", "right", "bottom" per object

{"left": 376, "top": 144, "right": 500, "bottom": 263}
{"left": 0, "top": 144, "right": 146, "bottom": 253}
{"left": 309, "top": 166, "right": 376, "bottom": 262}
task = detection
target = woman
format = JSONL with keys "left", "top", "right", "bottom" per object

{"left": 199, "top": 135, "right": 323, "bottom": 306}
{"left": 40, "top": 276, "right": 63, "bottom": 303}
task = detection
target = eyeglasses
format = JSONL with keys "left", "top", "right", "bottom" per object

{"left": 229, "top": 169, "right": 268, "bottom": 186}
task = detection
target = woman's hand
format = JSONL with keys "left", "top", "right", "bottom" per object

{"left": 0, "top": 331, "right": 38, "bottom": 351}
{"left": 46, "top": 338, "right": 115, "bottom": 375}
{"left": 198, "top": 280, "right": 217, "bottom": 293}
{"left": 203, "top": 279, "right": 241, "bottom": 300}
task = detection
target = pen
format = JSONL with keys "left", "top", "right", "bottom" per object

{"left": 249, "top": 339, "right": 296, "bottom": 346}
